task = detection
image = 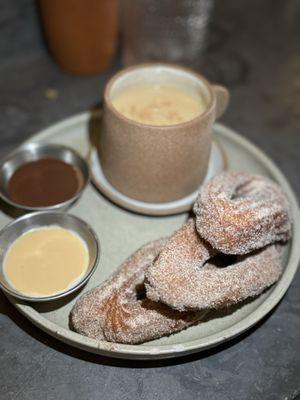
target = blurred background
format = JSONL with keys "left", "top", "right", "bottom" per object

{"left": 1, "top": 2, "right": 300, "bottom": 399}
{"left": 1, "top": 0, "right": 300, "bottom": 189}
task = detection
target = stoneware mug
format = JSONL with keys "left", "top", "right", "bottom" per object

{"left": 99, "top": 63, "right": 229, "bottom": 203}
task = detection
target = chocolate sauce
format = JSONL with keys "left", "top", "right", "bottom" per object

{"left": 8, "top": 158, "right": 84, "bottom": 207}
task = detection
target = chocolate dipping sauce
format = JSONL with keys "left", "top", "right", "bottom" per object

{"left": 8, "top": 158, "right": 84, "bottom": 207}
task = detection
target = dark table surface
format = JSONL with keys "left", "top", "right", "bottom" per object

{"left": 1, "top": 1, "right": 300, "bottom": 399}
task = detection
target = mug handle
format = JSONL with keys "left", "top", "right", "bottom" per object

{"left": 212, "top": 85, "right": 230, "bottom": 120}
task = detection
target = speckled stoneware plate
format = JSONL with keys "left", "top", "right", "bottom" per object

{"left": 1, "top": 111, "right": 299, "bottom": 360}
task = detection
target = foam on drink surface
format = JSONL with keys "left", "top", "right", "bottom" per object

{"left": 111, "top": 84, "right": 206, "bottom": 126}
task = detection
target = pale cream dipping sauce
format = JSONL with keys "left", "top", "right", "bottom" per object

{"left": 111, "top": 84, "right": 206, "bottom": 126}
{"left": 4, "top": 226, "right": 89, "bottom": 297}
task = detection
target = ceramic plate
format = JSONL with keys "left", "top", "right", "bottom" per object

{"left": 1, "top": 111, "right": 299, "bottom": 360}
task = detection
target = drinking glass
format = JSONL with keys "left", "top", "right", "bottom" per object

{"left": 121, "top": 0, "right": 214, "bottom": 68}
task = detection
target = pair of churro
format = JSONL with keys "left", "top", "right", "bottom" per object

{"left": 71, "top": 172, "right": 292, "bottom": 344}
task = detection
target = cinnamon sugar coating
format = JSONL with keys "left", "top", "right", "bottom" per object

{"left": 193, "top": 172, "right": 292, "bottom": 254}
{"left": 146, "top": 220, "right": 283, "bottom": 310}
{"left": 71, "top": 171, "right": 292, "bottom": 343}
{"left": 71, "top": 238, "right": 205, "bottom": 344}
{"left": 146, "top": 219, "right": 214, "bottom": 310}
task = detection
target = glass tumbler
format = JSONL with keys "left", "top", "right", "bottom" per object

{"left": 121, "top": 0, "right": 214, "bottom": 68}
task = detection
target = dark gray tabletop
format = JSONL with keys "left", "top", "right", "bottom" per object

{"left": 0, "top": 1, "right": 299, "bottom": 399}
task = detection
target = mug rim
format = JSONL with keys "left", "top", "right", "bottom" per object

{"left": 103, "top": 62, "right": 217, "bottom": 129}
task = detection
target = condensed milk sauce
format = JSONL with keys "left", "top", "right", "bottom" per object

{"left": 4, "top": 226, "right": 89, "bottom": 297}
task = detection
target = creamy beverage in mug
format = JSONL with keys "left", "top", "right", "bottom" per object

{"left": 111, "top": 84, "right": 207, "bottom": 126}
{"left": 100, "top": 64, "right": 229, "bottom": 204}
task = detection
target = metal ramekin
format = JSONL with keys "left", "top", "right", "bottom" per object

{"left": 0, "top": 142, "right": 90, "bottom": 212}
{"left": 0, "top": 211, "right": 100, "bottom": 302}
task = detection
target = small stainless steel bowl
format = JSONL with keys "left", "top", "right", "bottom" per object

{"left": 0, "top": 212, "right": 100, "bottom": 302}
{"left": 0, "top": 142, "right": 90, "bottom": 212}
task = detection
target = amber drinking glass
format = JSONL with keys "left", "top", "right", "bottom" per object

{"left": 39, "top": 0, "right": 118, "bottom": 75}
